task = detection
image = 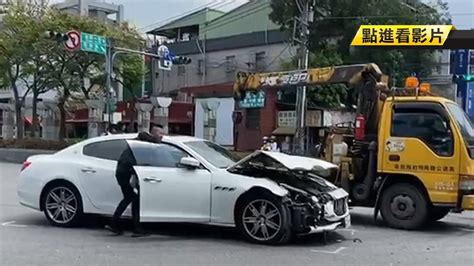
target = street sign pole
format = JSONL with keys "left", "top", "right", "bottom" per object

{"left": 105, "top": 39, "right": 113, "bottom": 130}
{"left": 104, "top": 45, "right": 163, "bottom": 131}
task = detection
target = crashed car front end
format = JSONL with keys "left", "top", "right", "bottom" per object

{"left": 228, "top": 151, "right": 351, "bottom": 235}
{"left": 281, "top": 183, "right": 350, "bottom": 235}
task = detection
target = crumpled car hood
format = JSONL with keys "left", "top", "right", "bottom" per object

{"left": 228, "top": 151, "right": 340, "bottom": 195}
{"left": 230, "top": 150, "right": 337, "bottom": 169}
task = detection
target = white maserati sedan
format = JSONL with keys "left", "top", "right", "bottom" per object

{"left": 18, "top": 134, "right": 350, "bottom": 244}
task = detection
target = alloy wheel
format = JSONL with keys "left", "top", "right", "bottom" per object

{"left": 242, "top": 199, "right": 282, "bottom": 241}
{"left": 45, "top": 187, "right": 78, "bottom": 224}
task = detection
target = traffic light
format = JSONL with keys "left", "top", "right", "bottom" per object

{"left": 172, "top": 56, "right": 192, "bottom": 65}
{"left": 453, "top": 74, "right": 474, "bottom": 83}
{"left": 44, "top": 31, "right": 68, "bottom": 43}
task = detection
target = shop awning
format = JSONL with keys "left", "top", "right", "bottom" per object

{"left": 272, "top": 127, "right": 296, "bottom": 135}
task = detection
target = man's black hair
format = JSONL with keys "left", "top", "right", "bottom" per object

{"left": 150, "top": 123, "right": 163, "bottom": 129}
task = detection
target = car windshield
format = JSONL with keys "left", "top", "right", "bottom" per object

{"left": 185, "top": 141, "right": 241, "bottom": 168}
{"left": 446, "top": 103, "right": 474, "bottom": 156}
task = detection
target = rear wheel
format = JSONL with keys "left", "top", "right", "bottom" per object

{"left": 42, "top": 182, "right": 83, "bottom": 227}
{"left": 429, "top": 207, "right": 450, "bottom": 222}
{"left": 380, "top": 183, "right": 429, "bottom": 230}
{"left": 236, "top": 193, "right": 292, "bottom": 245}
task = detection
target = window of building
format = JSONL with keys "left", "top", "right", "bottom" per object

{"left": 245, "top": 108, "right": 260, "bottom": 130}
{"left": 391, "top": 106, "right": 454, "bottom": 156}
{"left": 177, "top": 65, "right": 185, "bottom": 76}
{"left": 197, "top": 59, "right": 204, "bottom": 75}
{"left": 226, "top": 55, "right": 236, "bottom": 73}
{"left": 255, "top": 51, "right": 266, "bottom": 72}
{"left": 83, "top": 139, "right": 128, "bottom": 161}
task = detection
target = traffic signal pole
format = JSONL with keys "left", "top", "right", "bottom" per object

{"left": 104, "top": 44, "right": 163, "bottom": 130}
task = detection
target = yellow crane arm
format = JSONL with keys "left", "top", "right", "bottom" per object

{"left": 233, "top": 63, "right": 386, "bottom": 100}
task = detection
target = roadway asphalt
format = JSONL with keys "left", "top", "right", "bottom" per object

{"left": 1, "top": 162, "right": 473, "bottom": 266}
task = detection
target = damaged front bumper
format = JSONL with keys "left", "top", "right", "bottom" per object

{"left": 301, "top": 215, "right": 351, "bottom": 235}
{"left": 289, "top": 188, "right": 351, "bottom": 235}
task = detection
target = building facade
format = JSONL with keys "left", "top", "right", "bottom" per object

{"left": 52, "top": 0, "right": 124, "bottom": 24}
{"left": 146, "top": 0, "right": 295, "bottom": 98}
{"left": 145, "top": 0, "right": 297, "bottom": 149}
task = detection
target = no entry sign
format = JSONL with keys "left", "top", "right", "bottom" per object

{"left": 65, "top": 30, "right": 81, "bottom": 52}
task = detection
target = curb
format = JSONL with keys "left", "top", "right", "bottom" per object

{"left": 0, "top": 148, "right": 57, "bottom": 164}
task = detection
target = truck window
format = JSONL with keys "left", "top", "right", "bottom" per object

{"left": 391, "top": 110, "right": 454, "bottom": 157}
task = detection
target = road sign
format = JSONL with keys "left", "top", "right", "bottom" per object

{"left": 157, "top": 45, "right": 172, "bottom": 71}
{"left": 81, "top": 32, "right": 107, "bottom": 55}
{"left": 65, "top": 30, "right": 81, "bottom": 52}
{"left": 158, "top": 58, "right": 172, "bottom": 71}
{"left": 240, "top": 91, "right": 265, "bottom": 108}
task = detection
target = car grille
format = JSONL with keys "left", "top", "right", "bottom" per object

{"left": 333, "top": 197, "right": 347, "bottom": 216}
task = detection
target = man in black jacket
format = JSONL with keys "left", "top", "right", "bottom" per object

{"left": 105, "top": 123, "right": 164, "bottom": 237}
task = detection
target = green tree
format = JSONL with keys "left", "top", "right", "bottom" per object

{"left": 0, "top": 3, "right": 46, "bottom": 139}
{"left": 271, "top": 0, "right": 450, "bottom": 87}
{"left": 41, "top": 11, "right": 145, "bottom": 138}
{"left": 281, "top": 45, "right": 349, "bottom": 107}
{"left": 1, "top": 2, "right": 146, "bottom": 139}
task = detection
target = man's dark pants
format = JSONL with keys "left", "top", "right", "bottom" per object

{"left": 111, "top": 177, "right": 140, "bottom": 230}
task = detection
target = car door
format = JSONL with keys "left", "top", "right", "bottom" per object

{"left": 78, "top": 139, "right": 129, "bottom": 214}
{"left": 381, "top": 102, "right": 460, "bottom": 203}
{"left": 128, "top": 140, "right": 212, "bottom": 223}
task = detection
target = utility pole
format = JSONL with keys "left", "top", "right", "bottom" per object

{"left": 293, "top": 0, "right": 313, "bottom": 154}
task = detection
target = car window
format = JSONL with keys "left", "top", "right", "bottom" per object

{"left": 83, "top": 140, "right": 128, "bottom": 161}
{"left": 185, "top": 140, "right": 240, "bottom": 168}
{"left": 391, "top": 110, "right": 454, "bottom": 157}
{"left": 130, "top": 141, "right": 190, "bottom": 168}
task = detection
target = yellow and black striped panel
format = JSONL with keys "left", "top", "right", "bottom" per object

{"left": 233, "top": 63, "right": 385, "bottom": 100}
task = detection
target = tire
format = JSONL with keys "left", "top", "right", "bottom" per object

{"left": 42, "top": 182, "right": 84, "bottom": 227}
{"left": 429, "top": 207, "right": 450, "bottom": 222}
{"left": 380, "top": 183, "right": 429, "bottom": 230}
{"left": 235, "top": 193, "right": 292, "bottom": 245}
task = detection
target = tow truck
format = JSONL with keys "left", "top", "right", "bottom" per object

{"left": 233, "top": 63, "right": 474, "bottom": 229}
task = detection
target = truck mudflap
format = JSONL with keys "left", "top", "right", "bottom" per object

{"left": 461, "top": 195, "right": 474, "bottom": 210}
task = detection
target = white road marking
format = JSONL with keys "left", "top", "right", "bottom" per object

{"left": 311, "top": 247, "right": 346, "bottom": 254}
{"left": 1, "top": 221, "right": 28, "bottom": 227}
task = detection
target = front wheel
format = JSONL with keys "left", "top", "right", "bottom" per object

{"left": 236, "top": 194, "right": 292, "bottom": 245}
{"left": 42, "top": 183, "right": 83, "bottom": 227}
{"left": 380, "top": 183, "right": 429, "bottom": 230}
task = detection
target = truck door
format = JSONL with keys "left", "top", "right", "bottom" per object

{"left": 381, "top": 101, "right": 460, "bottom": 205}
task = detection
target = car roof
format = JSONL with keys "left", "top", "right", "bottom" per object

{"left": 56, "top": 134, "right": 206, "bottom": 155}
{"left": 88, "top": 133, "right": 205, "bottom": 144}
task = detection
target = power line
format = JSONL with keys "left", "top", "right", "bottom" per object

{"left": 199, "top": 1, "right": 269, "bottom": 33}
{"left": 264, "top": 43, "right": 292, "bottom": 71}
{"left": 139, "top": 0, "right": 231, "bottom": 32}
{"left": 319, "top": 13, "right": 473, "bottom": 20}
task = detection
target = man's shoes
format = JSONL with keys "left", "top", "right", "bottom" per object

{"left": 105, "top": 225, "right": 123, "bottom": 235}
{"left": 131, "top": 229, "right": 150, "bottom": 238}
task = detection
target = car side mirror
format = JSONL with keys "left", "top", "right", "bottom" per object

{"left": 179, "top": 157, "right": 200, "bottom": 169}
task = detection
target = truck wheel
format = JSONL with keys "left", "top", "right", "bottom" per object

{"left": 429, "top": 207, "right": 450, "bottom": 222}
{"left": 380, "top": 183, "right": 429, "bottom": 230}
{"left": 236, "top": 193, "right": 292, "bottom": 245}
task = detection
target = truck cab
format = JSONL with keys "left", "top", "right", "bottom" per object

{"left": 375, "top": 95, "right": 474, "bottom": 228}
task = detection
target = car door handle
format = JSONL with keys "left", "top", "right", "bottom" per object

{"left": 81, "top": 167, "right": 96, "bottom": 173}
{"left": 143, "top": 177, "right": 162, "bottom": 183}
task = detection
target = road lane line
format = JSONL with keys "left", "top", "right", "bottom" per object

{"left": 311, "top": 247, "right": 346, "bottom": 254}
{"left": 1, "top": 221, "right": 28, "bottom": 227}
